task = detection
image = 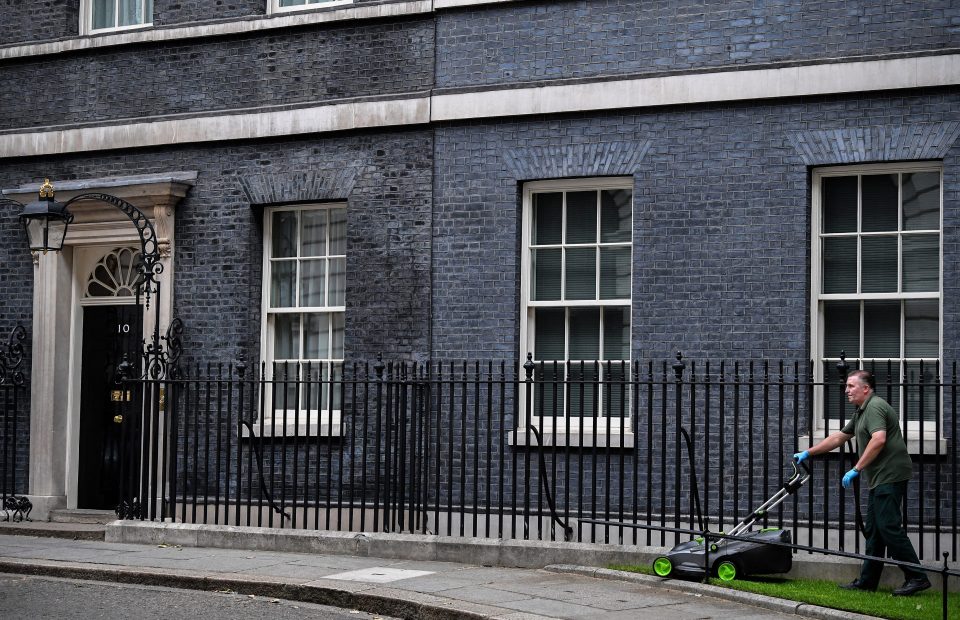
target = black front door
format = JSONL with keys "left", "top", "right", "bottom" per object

{"left": 78, "top": 305, "right": 142, "bottom": 510}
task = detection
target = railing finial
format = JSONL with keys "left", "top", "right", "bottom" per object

{"left": 523, "top": 352, "right": 535, "bottom": 381}
{"left": 672, "top": 350, "right": 686, "bottom": 381}
{"left": 374, "top": 352, "right": 385, "bottom": 379}
{"left": 836, "top": 350, "right": 850, "bottom": 379}
{"left": 237, "top": 350, "right": 247, "bottom": 379}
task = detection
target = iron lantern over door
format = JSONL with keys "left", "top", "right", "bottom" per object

{"left": 17, "top": 179, "right": 74, "bottom": 253}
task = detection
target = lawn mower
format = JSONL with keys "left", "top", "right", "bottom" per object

{"left": 652, "top": 457, "right": 811, "bottom": 582}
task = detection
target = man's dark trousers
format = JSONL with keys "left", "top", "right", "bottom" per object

{"left": 859, "top": 480, "right": 925, "bottom": 586}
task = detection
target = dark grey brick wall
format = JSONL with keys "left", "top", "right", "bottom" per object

{"left": 0, "top": 0, "right": 956, "bottom": 530}
{"left": 153, "top": 0, "right": 384, "bottom": 26}
{"left": 152, "top": 0, "right": 396, "bottom": 28}
{"left": 0, "top": 128, "right": 433, "bottom": 365}
{"left": 0, "top": 17, "right": 434, "bottom": 132}
{"left": 431, "top": 89, "right": 960, "bottom": 362}
{"left": 0, "top": 0, "right": 79, "bottom": 45}
{"left": 436, "top": 0, "right": 960, "bottom": 89}
{"left": 154, "top": 0, "right": 265, "bottom": 26}
{"left": 0, "top": 202, "right": 34, "bottom": 346}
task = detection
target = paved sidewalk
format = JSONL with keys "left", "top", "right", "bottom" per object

{"left": 0, "top": 532, "right": 868, "bottom": 620}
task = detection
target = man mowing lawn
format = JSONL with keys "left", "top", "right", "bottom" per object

{"left": 794, "top": 369, "right": 931, "bottom": 597}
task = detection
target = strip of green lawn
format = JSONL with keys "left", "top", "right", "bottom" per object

{"left": 609, "top": 564, "right": 959, "bottom": 620}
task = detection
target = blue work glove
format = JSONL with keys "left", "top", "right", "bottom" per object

{"left": 793, "top": 450, "right": 809, "bottom": 463}
{"left": 842, "top": 468, "right": 859, "bottom": 489}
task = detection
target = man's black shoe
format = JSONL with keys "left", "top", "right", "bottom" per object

{"left": 892, "top": 578, "right": 931, "bottom": 596}
{"left": 840, "top": 579, "right": 877, "bottom": 592}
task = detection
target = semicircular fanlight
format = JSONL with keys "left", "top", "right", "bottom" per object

{"left": 84, "top": 247, "right": 142, "bottom": 298}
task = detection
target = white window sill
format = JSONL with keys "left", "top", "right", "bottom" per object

{"left": 798, "top": 434, "right": 948, "bottom": 456}
{"left": 84, "top": 23, "right": 153, "bottom": 37}
{"left": 508, "top": 430, "right": 634, "bottom": 449}
{"left": 270, "top": 0, "right": 353, "bottom": 15}
{"left": 241, "top": 420, "right": 342, "bottom": 438}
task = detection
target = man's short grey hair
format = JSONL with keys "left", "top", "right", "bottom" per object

{"left": 847, "top": 369, "right": 876, "bottom": 390}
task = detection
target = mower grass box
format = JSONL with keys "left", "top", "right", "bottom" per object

{"left": 654, "top": 527, "right": 793, "bottom": 581}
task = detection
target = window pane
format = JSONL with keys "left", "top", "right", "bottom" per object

{"left": 823, "top": 360, "right": 858, "bottom": 421}
{"left": 903, "top": 362, "right": 937, "bottom": 423}
{"left": 603, "top": 362, "right": 629, "bottom": 418}
{"left": 304, "top": 362, "right": 341, "bottom": 414}
{"left": 822, "top": 237, "right": 856, "bottom": 293}
{"left": 534, "top": 308, "right": 565, "bottom": 361}
{"left": 330, "top": 363, "right": 343, "bottom": 410}
{"left": 865, "top": 360, "right": 901, "bottom": 415}
{"left": 902, "top": 234, "right": 939, "bottom": 293}
{"left": 532, "top": 193, "right": 562, "bottom": 245}
{"left": 272, "top": 211, "right": 297, "bottom": 258}
{"left": 565, "top": 191, "right": 597, "bottom": 243}
{"left": 304, "top": 313, "right": 329, "bottom": 359}
{"left": 823, "top": 301, "right": 859, "bottom": 358}
{"left": 902, "top": 172, "right": 940, "bottom": 231}
{"left": 93, "top": 0, "right": 115, "bottom": 29}
{"left": 328, "top": 208, "right": 346, "bottom": 256}
{"left": 822, "top": 176, "right": 857, "bottom": 233}
{"left": 301, "top": 210, "right": 327, "bottom": 257}
{"left": 599, "top": 247, "right": 630, "bottom": 300}
{"left": 300, "top": 259, "right": 326, "bottom": 307}
{"left": 328, "top": 257, "right": 346, "bottom": 306}
{"left": 567, "top": 363, "right": 598, "bottom": 418}
{"left": 532, "top": 248, "right": 561, "bottom": 301}
{"left": 861, "top": 236, "right": 897, "bottom": 293}
{"left": 302, "top": 363, "right": 321, "bottom": 413}
{"left": 270, "top": 260, "right": 296, "bottom": 307}
{"left": 275, "top": 362, "right": 298, "bottom": 412}
{"left": 863, "top": 301, "right": 900, "bottom": 358}
{"left": 118, "top": 0, "right": 143, "bottom": 26}
{"left": 534, "top": 362, "right": 564, "bottom": 418}
{"left": 331, "top": 313, "right": 344, "bottom": 358}
{"left": 603, "top": 307, "right": 630, "bottom": 360}
{"left": 273, "top": 314, "right": 300, "bottom": 360}
{"left": 861, "top": 174, "right": 898, "bottom": 232}
{"left": 905, "top": 300, "right": 938, "bottom": 358}
{"left": 600, "top": 189, "right": 632, "bottom": 242}
{"left": 280, "top": 0, "right": 307, "bottom": 6}
{"left": 568, "top": 308, "right": 600, "bottom": 360}
{"left": 565, "top": 247, "right": 596, "bottom": 300}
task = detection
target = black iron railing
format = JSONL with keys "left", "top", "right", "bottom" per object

{"left": 0, "top": 325, "right": 30, "bottom": 522}
{"left": 114, "top": 352, "right": 958, "bottom": 564}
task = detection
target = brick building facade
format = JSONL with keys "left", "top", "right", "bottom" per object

{"left": 0, "top": 1, "right": 958, "bottom": 530}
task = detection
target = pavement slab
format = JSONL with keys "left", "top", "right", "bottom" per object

{"left": 0, "top": 530, "right": 836, "bottom": 619}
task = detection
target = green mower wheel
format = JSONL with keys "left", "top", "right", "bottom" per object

{"left": 715, "top": 560, "right": 738, "bottom": 582}
{"left": 652, "top": 556, "right": 673, "bottom": 577}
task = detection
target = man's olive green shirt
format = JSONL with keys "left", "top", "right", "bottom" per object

{"left": 841, "top": 393, "right": 913, "bottom": 489}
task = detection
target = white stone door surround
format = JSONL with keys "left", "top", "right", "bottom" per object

{"left": 2, "top": 172, "right": 195, "bottom": 519}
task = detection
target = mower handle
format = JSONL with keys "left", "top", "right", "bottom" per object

{"left": 728, "top": 455, "right": 812, "bottom": 536}
{"left": 783, "top": 456, "right": 812, "bottom": 493}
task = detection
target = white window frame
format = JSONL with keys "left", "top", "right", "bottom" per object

{"left": 268, "top": 0, "right": 353, "bottom": 15}
{"left": 81, "top": 0, "right": 153, "bottom": 35}
{"left": 810, "top": 161, "right": 943, "bottom": 445}
{"left": 518, "top": 177, "right": 634, "bottom": 445}
{"left": 256, "top": 203, "right": 346, "bottom": 438}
